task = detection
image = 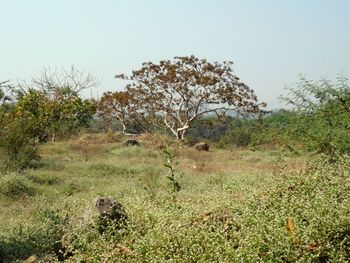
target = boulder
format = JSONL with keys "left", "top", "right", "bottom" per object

{"left": 95, "top": 197, "right": 128, "bottom": 234}
{"left": 194, "top": 142, "right": 209, "bottom": 151}
{"left": 24, "top": 255, "right": 37, "bottom": 263}
{"left": 124, "top": 139, "right": 140, "bottom": 146}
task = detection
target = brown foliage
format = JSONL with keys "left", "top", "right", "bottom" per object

{"left": 116, "top": 55, "right": 266, "bottom": 140}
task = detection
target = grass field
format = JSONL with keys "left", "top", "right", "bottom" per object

{"left": 0, "top": 133, "right": 349, "bottom": 262}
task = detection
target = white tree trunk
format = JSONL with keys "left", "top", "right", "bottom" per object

{"left": 121, "top": 122, "right": 126, "bottom": 135}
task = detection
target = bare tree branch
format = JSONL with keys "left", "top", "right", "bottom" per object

{"left": 21, "top": 65, "right": 99, "bottom": 95}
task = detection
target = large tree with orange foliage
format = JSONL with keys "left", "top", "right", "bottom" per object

{"left": 116, "top": 55, "right": 266, "bottom": 140}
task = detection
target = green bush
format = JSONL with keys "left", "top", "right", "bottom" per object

{"left": 219, "top": 111, "right": 301, "bottom": 149}
{"left": 282, "top": 76, "right": 350, "bottom": 155}
{"left": 253, "top": 110, "right": 300, "bottom": 146}
{"left": 0, "top": 173, "right": 36, "bottom": 198}
{"left": 0, "top": 116, "right": 40, "bottom": 170}
{"left": 219, "top": 118, "right": 258, "bottom": 147}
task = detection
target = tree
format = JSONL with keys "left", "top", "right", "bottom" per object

{"left": 12, "top": 66, "right": 97, "bottom": 141}
{"left": 97, "top": 90, "right": 163, "bottom": 134}
{"left": 0, "top": 83, "right": 41, "bottom": 169}
{"left": 0, "top": 110, "right": 40, "bottom": 170}
{"left": 97, "top": 91, "right": 133, "bottom": 134}
{"left": 0, "top": 68, "right": 97, "bottom": 169}
{"left": 281, "top": 75, "right": 350, "bottom": 154}
{"left": 116, "top": 55, "right": 266, "bottom": 140}
{"left": 19, "top": 65, "right": 98, "bottom": 94}
{"left": 42, "top": 87, "right": 96, "bottom": 140}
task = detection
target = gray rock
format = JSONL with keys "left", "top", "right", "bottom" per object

{"left": 194, "top": 142, "right": 210, "bottom": 151}
{"left": 95, "top": 197, "right": 128, "bottom": 234}
{"left": 124, "top": 139, "right": 140, "bottom": 146}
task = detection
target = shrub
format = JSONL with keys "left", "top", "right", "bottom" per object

{"left": 219, "top": 118, "right": 258, "bottom": 147}
{"left": 282, "top": 75, "right": 350, "bottom": 155}
{"left": 219, "top": 111, "right": 300, "bottom": 149}
{"left": 0, "top": 173, "right": 36, "bottom": 198}
{"left": 0, "top": 114, "right": 40, "bottom": 170}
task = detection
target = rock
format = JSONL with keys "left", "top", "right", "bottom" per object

{"left": 191, "top": 162, "right": 205, "bottom": 171}
{"left": 95, "top": 197, "right": 128, "bottom": 234}
{"left": 194, "top": 142, "right": 209, "bottom": 151}
{"left": 124, "top": 139, "right": 140, "bottom": 146}
{"left": 192, "top": 209, "right": 240, "bottom": 239}
{"left": 96, "top": 196, "right": 115, "bottom": 214}
{"left": 25, "top": 255, "right": 37, "bottom": 263}
{"left": 37, "top": 254, "right": 58, "bottom": 262}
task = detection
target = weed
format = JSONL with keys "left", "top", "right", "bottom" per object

{"left": 163, "top": 140, "right": 182, "bottom": 196}
{"left": 138, "top": 165, "right": 163, "bottom": 200}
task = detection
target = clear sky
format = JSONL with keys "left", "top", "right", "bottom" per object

{"left": 1, "top": 0, "right": 349, "bottom": 109}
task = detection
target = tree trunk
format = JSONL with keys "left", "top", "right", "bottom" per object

{"left": 180, "top": 129, "right": 186, "bottom": 140}
{"left": 163, "top": 116, "right": 189, "bottom": 140}
{"left": 121, "top": 122, "right": 126, "bottom": 135}
{"left": 176, "top": 129, "right": 187, "bottom": 141}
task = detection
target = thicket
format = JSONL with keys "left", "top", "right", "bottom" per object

{"left": 0, "top": 92, "right": 95, "bottom": 170}
{"left": 282, "top": 76, "right": 350, "bottom": 155}
{"left": 0, "top": 114, "right": 40, "bottom": 170}
{"left": 218, "top": 76, "right": 350, "bottom": 155}
{"left": 0, "top": 68, "right": 96, "bottom": 170}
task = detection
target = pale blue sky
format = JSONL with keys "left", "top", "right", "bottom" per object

{"left": 1, "top": 0, "right": 349, "bottom": 108}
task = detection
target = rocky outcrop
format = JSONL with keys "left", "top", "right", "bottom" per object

{"left": 124, "top": 139, "right": 140, "bottom": 146}
{"left": 194, "top": 142, "right": 209, "bottom": 151}
{"left": 95, "top": 197, "right": 128, "bottom": 234}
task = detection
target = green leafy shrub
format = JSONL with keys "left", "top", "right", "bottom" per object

{"left": 219, "top": 111, "right": 300, "bottom": 149}
{"left": 282, "top": 75, "right": 350, "bottom": 155}
{"left": 219, "top": 118, "right": 259, "bottom": 147}
{"left": 0, "top": 173, "right": 36, "bottom": 198}
{"left": 253, "top": 110, "right": 300, "bottom": 147}
{"left": 0, "top": 114, "right": 40, "bottom": 170}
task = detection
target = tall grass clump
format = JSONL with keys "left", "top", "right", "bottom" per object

{"left": 0, "top": 172, "right": 36, "bottom": 198}
{"left": 138, "top": 165, "right": 163, "bottom": 200}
